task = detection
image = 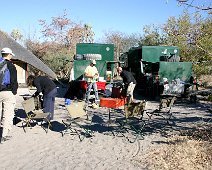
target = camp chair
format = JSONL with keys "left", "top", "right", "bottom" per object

{"left": 124, "top": 100, "right": 146, "bottom": 119}
{"left": 61, "top": 100, "right": 93, "bottom": 141}
{"left": 115, "top": 100, "right": 147, "bottom": 143}
{"left": 21, "top": 97, "right": 52, "bottom": 133}
{"left": 146, "top": 96, "right": 177, "bottom": 125}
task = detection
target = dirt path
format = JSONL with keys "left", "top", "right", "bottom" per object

{"left": 0, "top": 87, "right": 211, "bottom": 170}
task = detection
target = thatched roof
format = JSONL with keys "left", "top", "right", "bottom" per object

{"left": 0, "top": 30, "right": 57, "bottom": 80}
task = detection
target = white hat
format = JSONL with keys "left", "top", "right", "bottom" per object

{"left": 90, "top": 59, "right": 96, "bottom": 64}
{"left": 1, "top": 47, "right": 15, "bottom": 56}
{"left": 117, "top": 67, "right": 122, "bottom": 72}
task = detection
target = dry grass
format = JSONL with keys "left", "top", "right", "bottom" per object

{"left": 180, "top": 124, "right": 212, "bottom": 142}
{"left": 139, "top": 124, "right": 212, "bottom": 170}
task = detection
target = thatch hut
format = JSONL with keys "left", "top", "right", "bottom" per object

{"left": 0, "top": 30, "right": 57, "bottom": 84}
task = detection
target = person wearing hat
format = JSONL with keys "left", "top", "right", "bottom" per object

{"left": 84, "top": 60, "right": 99, "bottom": 103}
{"left": 0, "top": 47, "right": 18, "bottom": 143}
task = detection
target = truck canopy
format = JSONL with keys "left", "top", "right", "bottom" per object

{"left": 142, "top": 46, "right": 179, "bottom": 63}
{"left": 76, "top": 43, "right": 114, "bottom": 61}
{"left": 159, "top": 62, "right": 192, "bottom": 83}
{"left": 128, "top": 46, "right": 180, "bottom": 63}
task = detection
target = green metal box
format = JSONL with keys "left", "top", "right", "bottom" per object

{"left": 142, "top": 46, "right": 179, "bottom": 63}
{"left": 128, "top": 46, "right": 180, "bottom": 64}
{"left": 76, "top": 43, "right": 114, "bottom": 61}
{"left": 159, "top": 62, "right": 192, "bottom": 82}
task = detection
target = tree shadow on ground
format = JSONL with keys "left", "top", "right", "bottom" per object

{"left": 141, "top": 102, "right": 212, "bottom": 140}
{"left": 58, "top": 98, "right": 211, "bottom": 142}
{"left": 14, "top": 108, "right": 67, "bottom": 133}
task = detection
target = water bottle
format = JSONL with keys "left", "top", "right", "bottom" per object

{"left": 65, "top": 98, "right": 71, "bottom": 105}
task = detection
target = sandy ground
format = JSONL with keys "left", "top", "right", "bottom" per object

{"left": 0, "top": 87, "right": 211, "bottom": 170}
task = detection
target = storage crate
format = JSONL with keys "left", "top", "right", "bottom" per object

{"left": 97, "top": 81, "right": 106, "bottom": 90}
{"left": 100, "top": 97, "right": 127, "bottom": 108}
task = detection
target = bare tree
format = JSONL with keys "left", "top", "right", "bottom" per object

{"left": 26, "top": 11, "right": 95, "bottom": 79}
{"left": 177, "top": 0, "right": 212, "bottom": 14}
{"left": 39, "top": 10, "right": 71, "bottom": 43}
{"left": 10, "top": 29, "right": 23, "bottom": 41}
{"left": 82, "top": 24, "right": 95, "bottom": 43}
{"left": 66, "top": 23, "right": 94, "bottom": 52}
{"left": 103, "top": 31, "right": 139, "bottom": 59}
{"left": 139, "top": 24, "right": 167, "bottom": 46}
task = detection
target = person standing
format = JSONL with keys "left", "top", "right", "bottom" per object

{"left": 117, "top": 67, "right": 136, "bottom": 103}
{"left": 27, "top": 75, "right": 57, "bottom": 121}
{"left": 84, "top": 60, "right": 99, "bottom": 103}
{"left": 0, "top": 48, "right": 18, "bottom": 143}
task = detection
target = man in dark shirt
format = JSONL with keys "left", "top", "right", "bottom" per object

{"left": 0, "top": 47, "right": 18, "bottom": 143}
{"left": 117, "top": 67, "right": 136, "bottom": 103}
{"left": 27, "top": 75, "right": 57, "bottom": 120}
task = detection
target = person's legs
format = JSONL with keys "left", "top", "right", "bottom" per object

{"left": 0, "top": 96, "right": 3, "bottom": 126}
{"left": 93, "top": 82, "right": 99, "bottom": 101}
{"left": 130, "top": 83, "right": 136, "bottom": 101}
{"left": 86, "top": 82, "right": 92, "bottom": 102}
{"left": 126, "top": 82, "right": 136, "bottom": 103}
{"left": 0, "top": 93, "right": 4, "bottom": 141}
{"left": 1, "top": 91, "right": 16, "bottom": 138}
{"left": 43, "top": 88, "right": 57, "bottom": 120}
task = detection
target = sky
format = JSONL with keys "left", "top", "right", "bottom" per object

{"left": 0, "top": 0, "right": 210, "bottom": 42}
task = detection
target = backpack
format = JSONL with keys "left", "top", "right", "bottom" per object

{"left": 0, "top": 58, "right": 10, "bottom": 90}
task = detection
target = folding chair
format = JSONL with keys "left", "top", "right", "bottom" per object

{"left": 115, "top": 100, "right": 147, "bottom": 143}
{"left": 146, "top": 96, "right": 177, "bottom": 124}
{"left": 21, "top": 97, "right": 52, "bottom": 133}
{"left": 61, "top": 100, "right": 93, "bottom": 141}
{"left": 124, "top": 100, "right": 146, "bottom": 119}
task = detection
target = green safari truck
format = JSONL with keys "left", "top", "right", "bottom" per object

{"left": 71, "top": 43, "right": 116, "bottom": 82}
{"left": 120, "top": 46, "right": 193, "bottom": 96}
{"left": 67, "top": 43, "right": 117, "bottom": 99}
